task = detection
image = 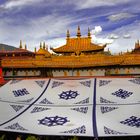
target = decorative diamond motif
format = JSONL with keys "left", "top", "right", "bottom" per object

{"left": 75, "top": 97, "right": 89, "bottom": 104}
{"left": 80, "top": 80, "right": 91, "bottom": 87}
{"left": 38, "top": 116, "right": 69, "bottom": 127}
{"left": 30, "top": 107, "right": 50, "bottom": 113}
{"left": 62, "top": 125, "right": 86, "bottom": 134}
{"left": 112, "top": 89, "right": 133, "bottom": 99}
{"left": 10, "top": 105, "right": 24, "bottom": 112}
{"left": 59, "top": 90, "right": 79, "bottom": 100}
{"left": 99, "top": 80, "right": 112, "bottom": 87}
{"left": 52, "top": 81, "right": 64, "bottom": 88}
{"left": 100, "top": 97, "right": 115, "bottom": 104}
{"left": 120, "top": 116, "right": 140, "bottom": 128}
{"left": 39, "top": 98, "right": 53, "bottom": 104}
{"left": 100, "top": 106, "right": 118, "bottom": 114}
{"left": 129, "top": 78, "right": 140, "bottom": 85}
{"left": 10, "top": 80, "right": 22, "bottom": 84}
{"left": 35, "top": 81, "right": 46, "bottom": 88}
{"left": 5, "top": 123, "right": 27, "bottom": 131}
{"left": 104, "top": 126, "right": 128, "bottom": 135}
{"left": 71, "top": 107, "right": 88, "bottom": 114}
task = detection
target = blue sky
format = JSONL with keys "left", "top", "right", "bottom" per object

{"left": 0, "top": 0, "right": 140, "bottom": 53}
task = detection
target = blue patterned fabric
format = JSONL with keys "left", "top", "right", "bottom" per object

{"left": 75, "top": 97, "right": 89, "bottom": 104}
{"left": 71, "top": 107, "right": 88, "bottom": 114}
{"left": 51, "top": 81, "right": 64, "bottom": 88}
{"left": 112, "top": 89, "right": 133, "bottom": 99}
{"left": 80, "top": 80, "right": 91, "bottom": 87}
{"left": 35, "top": 80, "right": 46, "bottom": 88}
{"left": 5, "top": 123, "right": 27, "bottom": 131}
{"left": 104, "top": 126, "right": 128, "bottom": 135}
{"left": 62, "top": 125, "right": 86, "bottom": 134}
{"left": 0, "top": 78, "right": 140, "bottom": 137}
{"left": 59, "top": 90, "right": 79, "bottom": 100}
{"left": 120, "top": 116, "right": 140, "bottom": 128}
{"left": 38, "top": 116, "right": 69, "bottom": 127}
{"left": 100, "top": 106, "right": 118, "bottom": 114}
{"left": 10, "top": 105, "right": 24, "bottom": 112}
{"left": 100, "top": 97, "right": 116, "bottom": 104}
{"left": 39, "top": 98, "right": 53, "bottom": 104}
{"left": 30, "top": 107, "right": 50, "bottom": 113}
{"left": 129, "top": 78, "right": 140, "bottom": 85}
{"left": 99, "top": 80, "right": 112, "bottom": 87}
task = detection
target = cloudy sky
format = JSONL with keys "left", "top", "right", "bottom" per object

{"left": 0, "top": 0, "right": 140, "bottom": 53}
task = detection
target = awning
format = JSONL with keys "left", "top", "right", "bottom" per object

{"left": 0, "top": 77, "right": 140, "bottom": 137}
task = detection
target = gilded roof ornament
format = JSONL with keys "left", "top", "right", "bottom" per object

{"left": 43, "top": 42, "right": 46, "bottom": 50}
{"left": 67, "top": 30, "right": 70, "bottom": 38}
{"left": 77, "top": 25, "right": 81, "bottom": 37}
{"left": 25, "top": 44, "right": 27, "bottom": 50}
{"left": 34, "top": 47, "right": 36, "bottom": 53}
{"left": 40, "top": 42, "right": 42, "bottom": 49}
{"left": 88, "top": 27, "right": 91, "bottom": 38}
{"left": 19, "top": 40, "right": 22, "bottom": 49}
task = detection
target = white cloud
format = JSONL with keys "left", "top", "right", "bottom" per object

{"left": 47, "top": 37, "right": 66, "bottom": 49}
{"left": 0, "top": 14, "right": 74, "bottom": 51}
{"left": 106, "top": 21, "right": 140, "bottom": 53}
{"left": 0, "top": 0, "right": 43, "bottom": 9}
{"left": 123, "top": 34, "right": 131, "bottom": 38}
{"left": 90, "top": 26, "right": 102, "bottom": 35}
{"left": 75, "top": 0, "right": 131, "bottom": 9}
{"left": 90, "top": 26, "right": 114, "bottom": 45}
{"left": 108, "top": 34, "right": 119, "bottom": 39}
{"left": 108, "top": 13, "right": 136, "bottom": 21}
{"left": 91, "top": 35, "right": 114, "bottom": 45}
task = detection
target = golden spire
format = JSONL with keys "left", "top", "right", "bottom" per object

{"left": 135, "top": 40, "right": 139, "bottom": 49}
{"left": 25, "top": 44, "right": 27, "bottom": 50}
{"left": 34, "top": 47, "right": 36, "bottom": 53}
{"left": 67, "top": 30, "right": 70, "bottom": 38}
{"left": 77, "top": 25, "right": 81, "bottom": 37}
{"left": 137, "top": 40, "right": 139, "bottom": 45}
{"left": 46, "top": 45, "right": 48, "bottom": 51}
{"left": 19, "top": 40, "right": 22, "bottom": 49}
{"left": 88, "top": 27, "right": 91, "bottom": 38}
{"left": 40, "top": 42, "right": 42, "bottom": 49}
{"left": 43, "top": 42, "right": 45, "bottom": 50}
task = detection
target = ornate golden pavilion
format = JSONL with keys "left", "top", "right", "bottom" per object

{"left": 0, "top": 26, "right": 140, "bottom": 78}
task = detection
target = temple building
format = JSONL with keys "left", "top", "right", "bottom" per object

{"left": 0, "top": 26, "right": 140, "bottom": 79}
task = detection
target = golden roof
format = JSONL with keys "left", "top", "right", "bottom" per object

{"left": 36, "top": 48, "right": 51, "bottom": 56}
{"left": 3, "top": 53, "right": 140, "bottom": 68}
{"left": 52, "top": 37, "right": 106, "bottom": 53}
{"left": 51, "top": 26, "right": 106, "bottom": 53}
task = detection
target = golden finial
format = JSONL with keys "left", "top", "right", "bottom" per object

{"left": 25, "top": 44, "right": 27, "bottom": 50}
{"left": 77, "top": 25, "right": 81, "bottom": 37}
{"left": 88, "top": 27, "right": 91, "bottom": 38}
{"left": 19, "top": 40, "right": 22, "bottom": 49}
{"left": 46, "top": 45, "right": 48, "bottom": 51}
{"left": 43, "top": 42, "right": 45, "bottom": 49}
{"left": 67, "top": 30, "right": 70, "bottom": 38}
{"left": 135, "top": 40, "right": 139, "bottom": 49}
{"left": 40, "top": 42, "right": 42, "bottom": 49}
{"left": 138, "top": 40, "right": 140, "bottom": 46}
